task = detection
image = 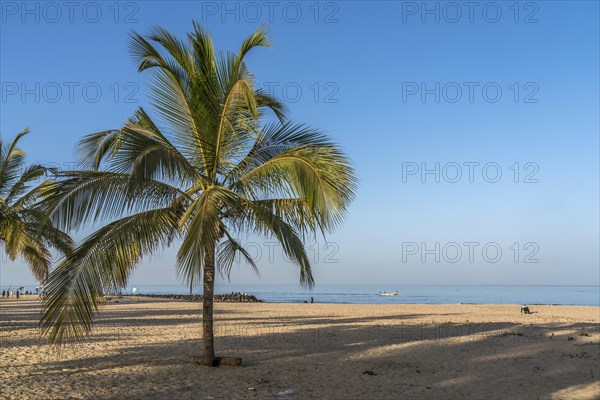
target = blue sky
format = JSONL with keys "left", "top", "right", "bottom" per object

{"left": 1, "top": 1, "right": 598, "bottom": 288}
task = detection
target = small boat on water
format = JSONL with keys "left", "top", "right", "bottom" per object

{"left": 378, "top": 291, "right": 398, "bottom": 296}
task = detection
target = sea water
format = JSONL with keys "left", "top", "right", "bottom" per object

{"left": 2, "top": 284, "right": 598, "bottom": 306}
{"left": 124, "top": 284, "right": 599, "bottom": 305}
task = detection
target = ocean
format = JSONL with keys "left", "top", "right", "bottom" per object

{"left": 5, "top": 284, "right": 596, "bottom": 306}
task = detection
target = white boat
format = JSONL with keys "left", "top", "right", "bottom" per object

{"left": 378, "top": 291, "right": 398, "bottom": 296}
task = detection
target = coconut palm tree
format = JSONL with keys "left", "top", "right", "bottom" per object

{"left": 40, "top": 23, "right": 356, "bottom": 366}
{"left": 0, "top": 129, "right": 73, "bottom": 282}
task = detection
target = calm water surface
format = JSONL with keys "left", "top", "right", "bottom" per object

{"left": 3, "top": 284, "right": 598, "bottom": 306}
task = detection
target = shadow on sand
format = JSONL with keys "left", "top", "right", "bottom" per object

{"left": 1, "top": 299, "right": 598, "bottom": 399}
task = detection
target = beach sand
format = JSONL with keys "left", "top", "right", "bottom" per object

{"left": 1, "top": 296, "right": 598, "bottom": 400}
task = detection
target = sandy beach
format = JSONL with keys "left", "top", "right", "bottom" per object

{"left": 1, "top": 296, "right": 598, "bottom": 400}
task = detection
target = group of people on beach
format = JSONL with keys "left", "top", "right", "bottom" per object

{"left": 1, "top": 290, "right": 24, "bottom": 299}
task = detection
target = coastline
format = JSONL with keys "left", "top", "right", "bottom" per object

{"left": 2, "top": 296, "right": 599, "bottom": 399}
{"left": 126, "top": 294, "right": 595, "bottom": 307}
{"left": 3, "top": 293, "right": 596, "bottom": 306}
{"left": 3, "top": 284, "right": 598, "bottom": 306}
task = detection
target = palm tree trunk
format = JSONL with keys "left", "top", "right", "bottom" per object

{"left": 195, "top": 244, "right": 243, "bottom": 367}
{"left": 200, "top": 246, "right": 216, "bottom": 366}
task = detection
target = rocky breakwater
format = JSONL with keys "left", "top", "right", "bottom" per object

{"left": 128, "top": 293, "right": 263, "bottom": 302}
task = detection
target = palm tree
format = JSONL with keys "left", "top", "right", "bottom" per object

{"left": 40, "top": 23, "right": 356, "bottom": 366}
{"left": 0, "top": 129, "right": 73, "bottom": 282}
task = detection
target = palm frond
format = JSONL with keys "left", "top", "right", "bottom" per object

{"left": 217, "top": 228, "right": 259, "bottom": 280}
{"left": 189, "top": 21, "right": 216, "bottom": 76}
{"left": 0, "top": 129, "right": 30, "bottom": 196}
{"left": 255, "top": 88, "right": 288, "bottom": 123}
{"left": 41, "top": 171, "right": 185, "bottom": 232}
{"left": 5, "top": 164, "right": 47, "bottom": 205}
{"left": 237, "top": 24, "right": 270, "bottom": 64}
{"left": 244, "top": 199, "right": 314, "bottom": 287}
{"left": 112, "top": 108, "right": 202, "bottom": 185}
{"left": 230, "top": 122, "right": 357, "bottom": 232}
{"left": 41, "top": 206, "right": 181, "bottom": 345}
{"left": 129, "top": 30, "right": 167, "bottom": 72}
{"left": 0, "top": 130, "right": 73, "bottom": 282}
{"left": 75, "top": 130, "right": 121, "bottom": 170}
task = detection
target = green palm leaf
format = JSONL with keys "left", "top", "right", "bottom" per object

{"left": 0, "top": 130, "right": 74, "bottom": 281}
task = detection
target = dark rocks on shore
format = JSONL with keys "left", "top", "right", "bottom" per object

{"left": 122, "top": 293, "right": 263, "bottom": 303}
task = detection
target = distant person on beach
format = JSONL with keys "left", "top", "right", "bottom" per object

{"left": 310, "top": 297, "right": 314, "bottom": 303}
{"left": 521, "top": 305, "right": 531, "bottom": 314}
{"left": 1, "top": 290, "right": 5, "bottom": 298}
{"left": 16, "top": 291, "right": 20, "bottom": 299}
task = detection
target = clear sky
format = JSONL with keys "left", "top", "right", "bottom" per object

{"left": 1, "top": 1, "right": 598, "bottom": 288}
